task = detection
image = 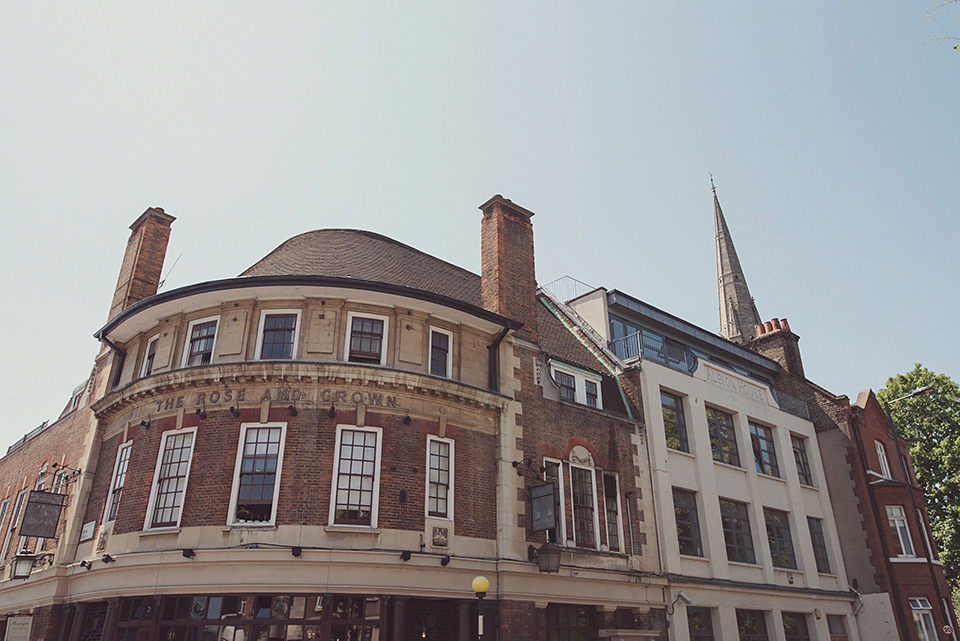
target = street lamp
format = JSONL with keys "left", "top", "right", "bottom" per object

{"left": 471, "top": 575, "right": 489, "bottom": 641}
{"left": 884, "top": 386, "right": 952, "bottom": 640}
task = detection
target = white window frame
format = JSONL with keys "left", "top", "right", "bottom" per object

{"left": 105, "top": 442, "right": 133, "bottom": 523}
{"left": 254, "top": 310, "right": 302, "bottom": 361}
{"left": 425, "top": 435, "right": 455, "bottom": 520}
{"left": 0, "top": 490, "right": 27, "bottom": 566}
{"left": 549, "top": 361, "right": 603, "bottom": 410}
{"left": 428, "top": 327, "right": 454, "bottom": 379}
{"left": 909, "top": 598, "right": 936, "bottom": 641}
{"left": 227, "top": 423, "right": 287, "bottom": 526}
{"left": 144, "top": 428, "right": 198, "bottom": 530}
{"left": 569, "top": 464, "right": 601, "bottom": 549}
{"left": 601, "top": 472, "right": 624, "bottom": 552}
{"left": 875, "top": 440, "right": 892, "bottom": 479}
{"left": 543, "top": 458, "right": 568, "bottom": 544}
{"left": 0, "top": 498, "right": 8, "bottom": 563}
{"left": 887, "top": 505, "right": 916, "bottom": 557}
{"left": 181, "top": 316, "right": 220, "bottom": 368}
{"left": 328, "top": 425, "right": 383, "bottom": 528}
{"left": 344, "top": 312, "right": 390, "bottom": 366}
{"left": 141, "top": 334, "right": 160, "bottom": 377}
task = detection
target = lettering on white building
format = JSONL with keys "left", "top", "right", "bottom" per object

{"left": 703, "top": 366, "right": 766, "bottom": 403}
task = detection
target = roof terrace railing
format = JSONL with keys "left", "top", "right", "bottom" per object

{"left": 609, "top": 331, "right": 699, "bottom": 375}
{"left": 540, "top": 276, "right": 597, "bottom": 303}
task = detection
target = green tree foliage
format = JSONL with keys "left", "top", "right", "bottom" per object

{"left": 878, "top": 364, "right": 960, "bottom": 595}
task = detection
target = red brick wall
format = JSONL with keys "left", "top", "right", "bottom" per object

{"left": 107, "top": 209, "right": 174, "bottom": 321}
{"left": 106, "top": 405, "right": 498, "bottom": 539}
{"left": 481, "top": 197, "right": 538, "bottom": 342}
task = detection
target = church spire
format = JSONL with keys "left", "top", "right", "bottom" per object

{"left": 713, "top": 178, "right": 760, "bottom": 343}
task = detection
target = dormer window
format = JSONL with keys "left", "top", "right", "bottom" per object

{"left": 183, "top": 317, "right": 218, "bottom": 367}
{"left": 346, "top": 313, "right": 389, "bottom": 366}
{"left": 550, "top": 362, "right": 603, "bottom": 410}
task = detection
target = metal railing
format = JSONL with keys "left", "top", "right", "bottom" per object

{"left": 540, "top": 276, "right": 597, "bottom": 303}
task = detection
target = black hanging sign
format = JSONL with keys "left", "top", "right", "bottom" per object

{"left": 18, "top": 490, "right": 67, "bottom": 539}
{"left": 531, "top": 482, "right": 557, "bottom": 532}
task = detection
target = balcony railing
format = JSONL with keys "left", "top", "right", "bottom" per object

{"left": 540, "top": 276, "right": 597, "bottom": 303}
{"left": 609, "top": 331, "right": 698, "bottom": 375}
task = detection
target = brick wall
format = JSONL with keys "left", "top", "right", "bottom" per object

{"left": 480, "top": 196, "right": 538, "bottom": 342}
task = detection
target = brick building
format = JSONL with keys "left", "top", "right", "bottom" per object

{"left": 0, "top": 198, "right": 667, "bottom": 640}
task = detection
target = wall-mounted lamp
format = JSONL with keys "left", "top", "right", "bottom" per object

{"left": 182, "top": 549, "right": 196, "bottom": 559}
{"left": 403, "top": 415, "right": 412, "bottom": 425}
{"left": 400, "top": 550, "right": 412, "bottom": 561}
{"left": 328, "top": 406, "right": 336, "bottom": 418}
{"left": 288, "top": 406, "right": 298, "bottom": 417}
{"left": 527, "top": 542, "right": 561, "bottom": 573}
{"left": 140, "top": 419, "right": 151, "bottom": 429}
{"left": 230, "top": 406, "right": 241, "bottom": 418}
{"left": 195, "top": 409, "right": 206, "bottom": 420}
{"left": 440, "top": 555, "right": 451, "bottom": 567}
{"left": 79, "top": 560, "right": 93, "bottom": 571}
{"left": 12, "top": 549, "right": 52, "bottom": 579}
{"left": 291, "top": 547, "right": 303, "bottom": 557}
{"left": 101, "top": 554, "right": 116, "bottom": 564}
{"left": 512, "top": 458, "right": 545, "bottom": 477}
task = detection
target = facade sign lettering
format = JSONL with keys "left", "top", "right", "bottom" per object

{"left": 149, "top": 387, "right": 401, "bottom": 415}
{"left": 703, "top": 366, "right": 766, "bottom": 403}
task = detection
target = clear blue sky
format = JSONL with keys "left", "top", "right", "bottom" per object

{"left": 1, "top": 2, "right": 957, "bottom": 451}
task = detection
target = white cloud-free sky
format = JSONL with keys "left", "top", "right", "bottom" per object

{"left": 1, "top": 2, "right": 957, "bottom": 451}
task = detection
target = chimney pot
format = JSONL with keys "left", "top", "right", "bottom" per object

{"left": 772, "top": 318, "right": 782, "bottom": 330}
{"left": 764, "top": 321, "right": 774, "bottom": 332}
{"left": 781, "top": 318, "right": 791, "bottom": 333}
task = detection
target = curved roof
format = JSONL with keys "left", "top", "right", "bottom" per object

{"left": 240, "top": 229, "right": 482, "bottom": 307}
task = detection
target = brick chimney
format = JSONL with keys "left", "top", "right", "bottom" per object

{"left": 107, "top": 208, "right": 176, "bottom": 320}
{"left": 749, "top": 317, "right": 804, "bottom": 378}
{"left": 479, "top": 195, "right": 537, "bottom": 342}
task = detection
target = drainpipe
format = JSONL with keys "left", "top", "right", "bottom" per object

{"left": 487, "top": 326, "right": 512, "bottom": 393}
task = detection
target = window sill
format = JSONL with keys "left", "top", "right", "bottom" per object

{"left": 139, "top": 527, "right": 181, "bottom": 537}
{"left": 224, "top": 523, "right": 278, "bottom": 530}
{"left": 713, "top": 460, "right": 746, "bottom": 473}
{"left": 756, "top": 472, "right": 786, "bottom": 483}
{"left": 799, "top": 482, "right": 818, "bottom": 491}
{"left": 727, "top": 559, "right": 759, "bottom": 568}
{"left": 666, "top": 448, "right": 696, "bottom": 459}
{"left": 324, "top": 525, "right": 381, "bottom": 534}
{"left": 889, "top": 556, "right": 931, "bottom": 563}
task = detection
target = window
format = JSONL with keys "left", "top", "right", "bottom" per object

{"left": 0, "top": 499, "right": 8, "bottom": 564}
{"left": 887, "top": 505, "right": 916, "bottom": 556}
{"left": 571, "top": 466, "right": 597, "bottom": 548}
{"left": 875, "top": 440, "right": 892, "bottom": 479}
{"left": 719, "top": 498, "right": 755, "bottom": 564}
{"left": 750, "top": 423, "right": 779, "bottom": 477}
{"left": 827, "top": 615, "right": 848, "bottom": 641}
{"left": 808, "top": 516, "right": 832, "bottom": 573}
{"left": 346, "top": 313, "right": 388, "bottom": 365}
{"left": 917, "top": 508, "right": 935, "bottom": 557}
{"left": 106, "top": 442, "right": 132, "bottom": 522}
{"left": 763, "top": 508, "right": 797, "bottom": 569}
{"left": 429, "top": 328, "right": 452, "bottom": 378}
{"left": 141, "top": 335, "right": 159, "bottom": 377}
{"left": 229, "top": 424, "right": 286, "bottom": 525}
{"left": 545, "top": 604, "right": 598, "bottom": 641}
{"left": 551, "top": 363, "right": 603, "bottom": 409}
{"left": 556, "top": 370, "right": 576, "bottom": 402}
{"left": 661, "top": 391, "right": 689, "bottom": 452}
{"left": 707, "top": 407, "right": 740, "bottom": 466}
{"left": 256, "top": 311, "right": 300, "bottom": 360}
{"left": 782, "top": 612, "right": 810, "bottom": 641}
{"left": 602, "top": 474, "right": 621, "bottom": 552}
{"left": 330, "top": 427, "right": 382, "bottom": 527}
{"left": 146, "top": 429, "right": 196, "bottom": 529}
{"left": 736, "top": 610, "right": 769, "bottom": 641}
{"left": 791, "top": 435, "right": 814, "bottom": 486}
{"left": 544, "top": 460, "right": 566, "bottom": 544}
{"left": 111, "top": 351, "right": 127, "bottom": 388}
{"left": 1, "top": 490, "right": 27, "bottom": 565}
{"left": 673, "top": 488, "right": 703, "bottom": 557}
{"left": 183, "top": 318, "right": 218, "bottom": 367}
{"left": 687, "top": 607, "right": 715, "bottom": 640}
{"left": 585, "top": 380, "right": 598, "bottom": 408}
{"left": 910, "top": 599, "right": 936, "bottom": 641}
{"left": 426, "top": 437, "right": 453, "bottom": 519}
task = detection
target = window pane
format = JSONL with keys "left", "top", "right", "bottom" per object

{"left": 334, "top": 429, "right": 379, "bottom": 525}
{"left": 261, "top": 314, "right": 297, "bottom": 359}
{"left": 719, "top": 499, "right": 755, "bottom": 564}
{"left": 763, "top": 508, "right": 797, "bottom": 569}
{"left": 673, "top": 488, "right": 703, "bottom": 557}
{"left": 750, "top": 423, "right": 779, "bottom": 477}
{"left": 707, "top": 407, "right": 740, "bottom": 466}
{"left": 661, "top": 392, "right": 689, "bottom": 452}
{"left": 571, "top": 467, "right": 596, "bottom": 547}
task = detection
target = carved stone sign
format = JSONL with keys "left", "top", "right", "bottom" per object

{"left": 569, "top": 445, "right": 594, "bottom": 468}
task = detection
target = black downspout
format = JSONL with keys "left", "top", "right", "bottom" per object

{"left": 487, "top": 326, "right": 511, "bottom": 394}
